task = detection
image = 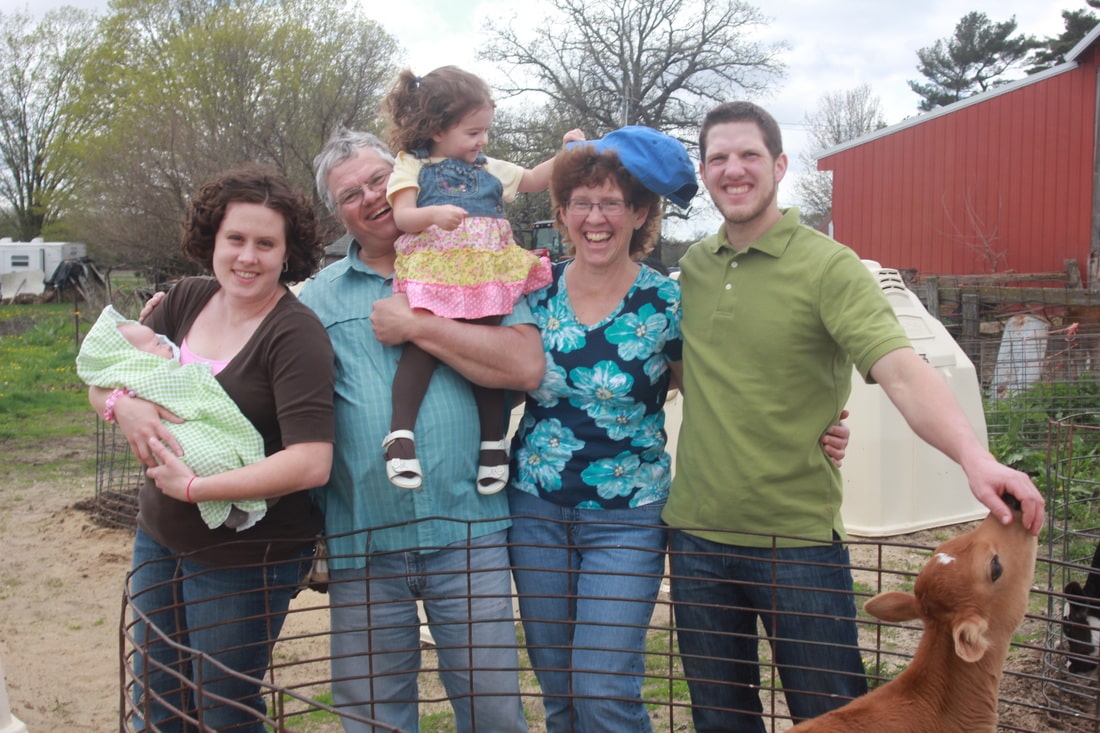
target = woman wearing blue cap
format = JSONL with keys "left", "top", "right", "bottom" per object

{"left": 506, "top": 126, "right": 692, "bottom": 732}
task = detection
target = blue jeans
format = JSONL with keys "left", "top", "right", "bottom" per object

{"left": 327, "top": 529, "right": 527, "bottom": 733}
{"left": 508, "top": 489, "right": 668, "bottom": 733}
{"left": 127, "top": 528, "right": 311, "bottom": 733}
{"left": 668, "top": 529, "right": 867, "bottom": 733}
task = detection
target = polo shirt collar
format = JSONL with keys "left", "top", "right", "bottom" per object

{"left": 709, "top": 207, "right": 802, "bottom": 259}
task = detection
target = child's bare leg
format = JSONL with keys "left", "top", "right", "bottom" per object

{"left": 386, "top": 343, "right": 436, "bottom": 487}
{"left": 473, "top": 382, "right": 508, "bottom": 467}
{"left": 468, "top": 316, "right": 509, "bottom": 494}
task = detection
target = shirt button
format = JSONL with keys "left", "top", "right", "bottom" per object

{"left": 725, "top": 283, "right": 732, "bottom": 290}
{"left": 730, "top": 261, "right": 738, "bottom": 268}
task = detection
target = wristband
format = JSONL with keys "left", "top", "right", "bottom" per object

{"left": 103, "top": 388, "right": 136, "bottom": 424}
{"left": 185, "top": 476, "right": 197, "bottom": 504}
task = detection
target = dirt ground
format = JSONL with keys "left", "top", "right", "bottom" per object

{"left": 0, "top": 431, "right": 132, "bottom": 731}
{"left": 0, "top": 431, "right": 1055, "bottom": 732}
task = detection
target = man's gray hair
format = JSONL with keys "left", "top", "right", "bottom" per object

{"left": 313, "top": 128, "right": 395, "bottom": 213}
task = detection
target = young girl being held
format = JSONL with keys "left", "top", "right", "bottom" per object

{"left": 381, "top": 65, "right": 582, "bottom": 494}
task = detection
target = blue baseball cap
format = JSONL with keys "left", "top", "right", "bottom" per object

{"left": 568, "top": 126, "right": 698, "bottom": 208}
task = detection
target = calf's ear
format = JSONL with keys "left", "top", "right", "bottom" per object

{"left": 953, "top": 616, "right": 990, "bottom": 662}
{"left": 865, "top": 591, "right": 919, "bottom": 622}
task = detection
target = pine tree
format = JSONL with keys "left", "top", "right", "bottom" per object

{"left": 1027, "top": 1, "right": 1100, "bottom": 73}
{"left": 908, "top": 12, "right": 1038, "bottom": 112}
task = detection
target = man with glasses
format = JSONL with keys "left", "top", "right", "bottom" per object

{"left": 298, "top": 129, "right": 541, "bottom": 733}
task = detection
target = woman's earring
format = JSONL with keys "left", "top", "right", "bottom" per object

{"left": 282, "top": 260, "right": 289, "bottom": 273}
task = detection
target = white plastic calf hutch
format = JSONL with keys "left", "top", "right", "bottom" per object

{"left": 839, "top": 263, "right": 987, "bottom": 537}
{"left": 0, "top": 656, "right": 27, "bottom": 733}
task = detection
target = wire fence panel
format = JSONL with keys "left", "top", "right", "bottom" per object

{"left": 103, "top": 286, "right": 1100, "bottom": 730}
{"left": 117, "top": 516, "right": 1099, "bottom": 733}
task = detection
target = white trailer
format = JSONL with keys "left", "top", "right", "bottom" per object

{"left": 0, "top": 238, "right": 86, "bottom": 280}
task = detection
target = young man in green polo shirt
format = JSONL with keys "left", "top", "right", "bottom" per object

{"left": 662, "top": 100, "right": 1045, "bottom": 733}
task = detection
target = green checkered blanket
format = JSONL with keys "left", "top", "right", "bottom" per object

{"left": 76, "top": 306, "right": 268, "bottom": 530}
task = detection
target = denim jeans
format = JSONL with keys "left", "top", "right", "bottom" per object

{"left": 128, "top": 528, "right": 310, "bottom": 733}
{"left": 508, "top": 489, "right": 668, "bottom": 733}
{"left": 327, "top": 529, "right": 527, "bottom": 733}
{"left": 668, "top": 529, "right": 867, "bottom": 733}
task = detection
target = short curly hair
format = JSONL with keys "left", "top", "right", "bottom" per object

{"left": 549, "top": 145, "right": 663, "bottom": 259}
{"left": 382, "top": 66, "right": 495, "bottom": 154}
{"left": 180, "top": 164, "right": 322, "bottom": 283}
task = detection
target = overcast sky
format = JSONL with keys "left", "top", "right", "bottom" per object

{"left": 0, "top": 0, "right": 1085, "bottom": 232}
{"left": 358, "top": 0, "right": 1081, "bottom": 227}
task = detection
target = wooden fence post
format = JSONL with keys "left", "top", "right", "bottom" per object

{"left": 925, "top": 276, "right": 940, "bottom": 322}
{"left": 1065, "top": 259, "right": 1083, "bottom": 289}
{"left": 961, "top": 291, "right": 980, "bottom": 365}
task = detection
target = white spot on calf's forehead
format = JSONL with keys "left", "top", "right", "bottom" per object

{"left": 934, "top": 553, "right": 957, "bottom": 565}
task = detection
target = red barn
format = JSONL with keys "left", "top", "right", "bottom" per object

{"left": 818, "top": 26, "right": 1099, "bottom": 287}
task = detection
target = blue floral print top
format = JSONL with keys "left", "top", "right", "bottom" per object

{"left": 511, "top": 261, "right": 683, "bottom": 509}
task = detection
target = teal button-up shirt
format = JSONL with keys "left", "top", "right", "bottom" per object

{"left": 299, "top": 241, "right": 534, "bottom": 567}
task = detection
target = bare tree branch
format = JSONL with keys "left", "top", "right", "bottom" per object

{"left": 939, "top": 188, "right": 1006, "bottom": 273}
{"left": 0, "top": 8, "right": 98, "bottom": 239}
{"left": 793, "top": 84, "right": 885, "bottom": 230}
{"left": 481, "top": 0, "right": 785, "bottom": 136}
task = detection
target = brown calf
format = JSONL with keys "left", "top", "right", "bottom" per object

{"left": 788, "top": 509, "right": 1037, "bottom": 733}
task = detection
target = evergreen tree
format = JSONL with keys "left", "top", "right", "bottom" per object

{"left": 1027, "top": 1, "right": 1099, "bottom": 73}
{"left": 908, "top": 12, "right": 1037, "bottom": 112}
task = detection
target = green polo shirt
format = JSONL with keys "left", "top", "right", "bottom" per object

{"left": 662, "top": 208, "right": 911, "bottom": 547}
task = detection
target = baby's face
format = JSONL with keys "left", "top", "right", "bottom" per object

{"left": 118, "top": 323, "right": 174, "bottom": 359}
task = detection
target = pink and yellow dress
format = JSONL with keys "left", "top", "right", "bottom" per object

{"left": 387, "top": 149, "right": 551, "bottom": 319}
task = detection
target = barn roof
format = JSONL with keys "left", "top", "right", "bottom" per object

{"left": 819, "top": 25, "right": 1100, "bottom": 161}
{"left": 1066, "top": 21, "right": 1100, "bottom": 63}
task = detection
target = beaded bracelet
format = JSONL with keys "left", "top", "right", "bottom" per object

{"left": 103, "top": 388, "right": 136, "bottom": 424}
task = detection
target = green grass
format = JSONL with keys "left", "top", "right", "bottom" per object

{"left": 0, "top": 302, "right": 90, "bottom": 443}
{"left": 421, "top": 711, "right": 458, "bottom": 733}
{"left": 269, "top": 690, "right": 345, "bottom": 732}
{"left": 642, "top": 628, "right": 692, "bottom": 709}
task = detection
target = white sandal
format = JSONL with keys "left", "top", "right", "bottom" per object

{"left": 383, "top": 430, "right": 422, "bottom": 490}
{"left": 476, "top": 439, "right": 510, "bottom": 495}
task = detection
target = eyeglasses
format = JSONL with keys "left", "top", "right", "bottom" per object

{"left": 565, "top": 199, "right": 628, "bottom": 217}
{"left": 335, "top": 168, "right": 392, "bottom": 207}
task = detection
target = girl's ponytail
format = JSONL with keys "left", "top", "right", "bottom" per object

{"left": 383, "top": 66, "right": 494, "bottom": 154}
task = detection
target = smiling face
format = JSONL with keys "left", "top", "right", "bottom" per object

{"left": 211, "top": 201, "right": 288, "bottom": 303}
{"left": 327, "top": 146, "right": 399, "bottom": 258}
{"left": 560, "top": 180, "right": 648, "bottom": 270}
{"left": 700, "top": 120, "right": 788, "bottom": 249}
{"left": 431, "top": 104, "right": 493, "bottom": 163}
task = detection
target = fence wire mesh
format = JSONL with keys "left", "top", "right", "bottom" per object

{"left": 102, "top": 283, "right": 1100, "bottom": 731}
{"left": 94, "top": 418, "right": 142, "bottom": 529}
{"left": 116, "top": 517, "right": 1097, "bottom": 733}
{"left": 1042, "top": 413, "right": 1100, "bottom": 733}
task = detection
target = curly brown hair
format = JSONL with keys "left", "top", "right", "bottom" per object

{"left": 549, "top": 145, "right": 663, "bottom": 258}
{"left": 382, "top": 66, "right": 495, "bottom": 154}
{"left": 180, "top": 164, "right": 322, "bottom": 283}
